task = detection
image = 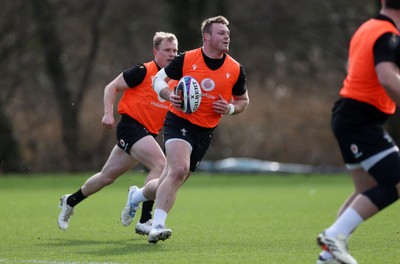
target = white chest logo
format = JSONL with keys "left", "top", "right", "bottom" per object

{"left": 201, "top": 78, "right": 216, "bottom": 92}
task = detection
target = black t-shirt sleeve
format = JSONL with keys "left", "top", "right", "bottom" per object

{"left": 122, "top": 63, "right": 147, "bottom": 88}
{"left": 232, "top": 65, "right": 247, "bottom": 96}
{"left": 373, "top": 32, "right": 400, "bottom": 67}
{"left": 164, "top": 52, "right": 185, "bottom": 80}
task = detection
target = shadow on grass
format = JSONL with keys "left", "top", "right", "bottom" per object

{"left": 41, "top": 237, "right": 172, "bottom": 256}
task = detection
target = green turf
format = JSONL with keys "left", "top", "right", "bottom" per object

{"left": 0, "top": 172, "right": 399, "bottom": 263}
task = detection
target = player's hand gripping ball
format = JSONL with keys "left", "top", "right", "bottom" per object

{"left": 175, "top": 76, "right": 202, "bottom": 113}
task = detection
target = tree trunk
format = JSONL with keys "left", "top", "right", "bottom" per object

{"left": 166, "top": 0, "right": 227, "bottom": 51}
{"left": 0, "top": 99, "right": 25, "bottom": 173}
{"left": 30, "top": 0, "right": 108, "bottom": 171}
{"left": 31, "top": 0, "right": 80, "bottom": 171}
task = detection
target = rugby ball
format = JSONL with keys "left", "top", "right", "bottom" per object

{"left": 175, "top": 76, "right": 202, "bottom": 113}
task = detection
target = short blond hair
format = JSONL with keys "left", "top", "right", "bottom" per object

{"left": 153, "top": 32, "right": 178, "bottom": 50}
{"left": 201, "top": 15, "right": 229, "bottom": 35}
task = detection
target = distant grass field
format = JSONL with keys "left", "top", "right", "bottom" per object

{"left": 0, "top": 172, "right": 399, "bottom": 264}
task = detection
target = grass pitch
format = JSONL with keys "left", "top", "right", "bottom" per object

{"left": 0, "top": 172, "right": 399, "bottom": 263}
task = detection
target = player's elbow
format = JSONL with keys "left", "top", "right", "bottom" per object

{"left": 378, "top": 74, "right": 394, "bottom": 89}
{"left": 376, "top": 62, "right": 400, "bottom": 92}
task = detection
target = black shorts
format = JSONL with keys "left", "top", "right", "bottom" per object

{"left": 116, "top": 115, "right": 157, "bottom": 155}
{"left": 163, "top": 112, "right": 215, "bottom": 172}
{"left": 331, "top": 98, "right": 395, "bottom": 165}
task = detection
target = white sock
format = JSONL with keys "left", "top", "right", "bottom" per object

{"left": 320, "top": 250, "right": 333, "bottom": 260}
{"left": 325, "top": 207, "right": 363, "bottom": 237}
{"left": 152, "top": 208, "right": 168, "bottom": 228}
{"left": 131, "top": 188, "right": 148, "bottom": 205}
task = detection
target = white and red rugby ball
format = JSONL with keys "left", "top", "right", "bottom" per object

{"left": 175, "top": 76, "right": 202, "bottom": 114}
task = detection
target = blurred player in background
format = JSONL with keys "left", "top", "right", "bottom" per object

{"left": 316, "top": 1, "right": 400, "bottom": 263}
{"left": 121, "top": 15, "right": 249, "bottom": 243}
{"left": 57, "top": 32, "right": 178, "bottom": 236}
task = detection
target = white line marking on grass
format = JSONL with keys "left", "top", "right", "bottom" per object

{"left": 0, "top": 259, "right": 121, "bottom": 264}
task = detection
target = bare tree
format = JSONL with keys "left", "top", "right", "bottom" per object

{"left": 165, "top": 0, "right": 227, "bottom": 51}
{"left": 30, "top": 0, "right": 108, "bottom": 171}
{"left": 0, "top": 1, "right": 30, "bottom": 173}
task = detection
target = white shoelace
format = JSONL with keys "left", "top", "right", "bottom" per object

{"left": 62, "top": 206, "right": 74, "bottom": 221}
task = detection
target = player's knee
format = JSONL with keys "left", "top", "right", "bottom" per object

{"left": 98, "top": 169, "right": 119, "bottom": 186}
{"left": 144, "top": 155, "right": 165, "bottom": 177}
{"left": 153, "top": 159, "right": 166, "bottom": 174}
{"left": 363, "top": 185, "right": 398, "bottom": 210}
{"left": 364, "top": 151, "right": 400, "bottom": 209}
{"left": 169, "top": 164, "right": 190, "bottom": 182}
{"left": 101, "top": 175, "right": 117, "bottom": 186}
{"left": 368, "top": 152, "right": 400, "bottom": 186}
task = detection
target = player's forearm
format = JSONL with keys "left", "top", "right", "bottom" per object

{"left": 153, "top": 68, "right": 170, "bottom": 100}
{"left": 377, "top": 62, "right": 400, "bottom": 106}
{"left": 103, "top": 84, "right": 117, "bottom": 115}
{"left": 230, "top": 92, "right": 249, "bottom": 115}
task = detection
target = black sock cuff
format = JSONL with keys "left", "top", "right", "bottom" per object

{"left": 67, "top": 188, "right": 87, "bottom": 207}
{"left": 140, "top": 200, "right": 155, "bottom": 223}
